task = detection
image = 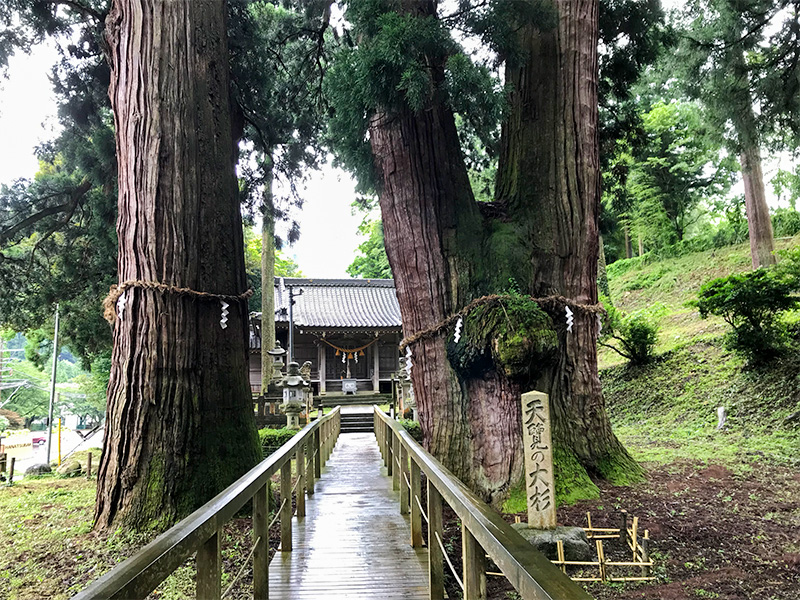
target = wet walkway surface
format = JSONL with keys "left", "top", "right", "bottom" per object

{"left": 268, "top": 432, "right": 429, "bottom": 599}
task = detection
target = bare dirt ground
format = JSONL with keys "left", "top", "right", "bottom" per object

{"left": 499, "top": 459, "right": 800, "bottom": 600}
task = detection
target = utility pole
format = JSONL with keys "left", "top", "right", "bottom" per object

{"left": 45, "top": 304, "right": 60, "bottom": 465}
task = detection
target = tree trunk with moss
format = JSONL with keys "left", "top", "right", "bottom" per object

{"left": 495, "top": 0, "right": 641, "bottom": 501}
{"left": 95, "top": 0, "right": 261, "bottom": 531}
{"left": 369, "top": 0, "right": 640, "bottom": 505}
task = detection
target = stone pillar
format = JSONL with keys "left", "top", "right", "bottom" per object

{"left": 318, "top": 343, "right": 326, "bottom": 395}
{"left": 372, "top": 338, "right": 381, "bottom": 392}
{"left": 521, "top": 391, "right": 556, "bottom": 529}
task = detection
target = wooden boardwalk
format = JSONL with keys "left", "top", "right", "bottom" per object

{"left": 268, "top": 431, "right": 430, "bottom": 599}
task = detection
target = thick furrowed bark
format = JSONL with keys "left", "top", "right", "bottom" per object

{"left": 496, "top": 0, "right": 642, "bottom": 499}
{"left": 466, "top": 372, "right": 524, "bottom": 504}
{"left": 96, "top": 0, "right": 260, "bottom": 531}
{"left": 370, "top": 104, "right": 477, "bottom": 482}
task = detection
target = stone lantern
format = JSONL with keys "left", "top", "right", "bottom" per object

{"left": 267, "top": 341, "right": 287, "bottom": 387}
{"left": 278, "top": 362, "right": 306, "bottom": 430}
{"left": 397, "top": 357, "right": 415, "bottom": 420}
{"left": 299, "top": 361, "right": 313, "bottom": 417}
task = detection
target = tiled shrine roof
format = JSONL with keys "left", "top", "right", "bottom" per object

{"left": 250, "top": 278, "right": 402, "bottom": 348}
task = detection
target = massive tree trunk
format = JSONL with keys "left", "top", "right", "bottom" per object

{"left": 495, "top": 0, "right": 640, "bottom": 499}
{"left": 96, "top": 0, "right": 261, "bottom": 531}
{"left": 261, "top": 156, "right": 276, "bottom": 381}
{"left": 369, "top": 0, "right": 639, "bottom": 505}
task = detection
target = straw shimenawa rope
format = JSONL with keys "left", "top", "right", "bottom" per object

{"left": 103, "top": 279, "right": 254, "bottom": 323}
{"left": 398, "top": 293, "right": 605, "bottom": 352}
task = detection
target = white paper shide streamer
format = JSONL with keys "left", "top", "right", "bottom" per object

{"left": 453, "top": 316, "right": 463, "bottom": 343}
{"left": 404, "top": 346, "right": 413, "bottom": 377}
{"left": 220, "top": 300, "right": 229, "bottom": 329}
{"left": 116, "top": 291, "right": 128, "bottom": 322}
{"left": 565, "top": 306, "right": 574, "bottom": 333}
{"left": 597, "top": 313, "right": 603, "bottom": 336}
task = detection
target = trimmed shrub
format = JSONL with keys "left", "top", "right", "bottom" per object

{"left": 695, "top": 268, "right": 799, "bottom": 360}
{"left": 398, "top": 419, "right": 422, "bottom": 443}
{"left": 258, "top": 427, "right": 298, "bottom": 457}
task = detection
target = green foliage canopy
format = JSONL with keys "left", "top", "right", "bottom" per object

{"left": 628, "top": 101, "right": 736, "bottom": 244}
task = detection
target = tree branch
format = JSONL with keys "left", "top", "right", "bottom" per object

{"left": 41, "top": 0, "right": 106, "bottom": 23}
{"left": 0, "top": 179, "right": 92, "bottom": 246}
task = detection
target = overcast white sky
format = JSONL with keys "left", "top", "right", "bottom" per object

{"left": 0, "top": 42, "right": 364, "bottom": 278}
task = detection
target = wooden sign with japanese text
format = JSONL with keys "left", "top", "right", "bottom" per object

{"left": 521, "top": 391, "right": 556, "bottom": 529}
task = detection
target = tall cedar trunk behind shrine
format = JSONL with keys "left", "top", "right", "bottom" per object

{"left": 495, "top": 1, "right": 640, "bottom": 490}
{"left": 95, "top": 0, "right": 261, "bottom": 531}
{"left": 261, "top": 158, "right": 277, "bottom": 381}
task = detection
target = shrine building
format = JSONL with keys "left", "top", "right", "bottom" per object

{"left": 249, "top": 277, "right": 403, "bottom": 396}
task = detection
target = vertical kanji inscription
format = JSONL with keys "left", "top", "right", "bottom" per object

{"left": 521, "top": 391, "right": 556, "bottom": 529}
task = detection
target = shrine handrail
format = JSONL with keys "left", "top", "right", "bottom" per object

{"left": 374, "top": 407, "right": 591, "bottom": 600}
{"left": 73, "top": 406, "right": 341, "bottom": 600}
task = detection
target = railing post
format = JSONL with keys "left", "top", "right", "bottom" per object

{"left": 410, "top": 459, "right": 423, "bottom": 548}
{"left": 196, "top": 530, "right": 221, "bottom": 600}
{"left": 313, "top": 427, "right": 322, "bottom": 479}
{"left": 253, "top": 482, "right": 269, "bottom": 599}
{"left": 8, "top": 457, "right": 15, "bottom": 485}
{"left": 307, "top": 440, "right": 316, "bottom": 496}
{"left": 385, "top": 423, "right": 393, "bottom": 477}
{"left": 326, "top": 418, "right": 333, "bottom": 461}
{"left": 400, "top": 443, "right": 410, "bottom": 515}
{"left": 462, "top": 524, "right": 487, "bottom": 600}
{"left": 280, "top": 460, "right": 292, "bottom": 552}
{"left": 392, "top": 434, "right": 400, "bottom": 491}
{"left": 0, "top": 452, "right": 6, "bottom": 473}
{"left": 428, "top": 481, "right": 444, "bottom": 600}
{"left": 296, "top": 443, "right": 306, "bottom": 518}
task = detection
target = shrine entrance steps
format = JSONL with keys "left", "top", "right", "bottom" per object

{"left": 267, "top": 432, "right": 429, "bottom": 599}
{"left": 339, "top": 405, "right": 375, "bottom": 433}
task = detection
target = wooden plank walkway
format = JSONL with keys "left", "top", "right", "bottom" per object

{"left": 268, "top": 431, "right": 430, "bottom": 599}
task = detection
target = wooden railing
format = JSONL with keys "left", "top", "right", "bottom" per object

{"left": 374, "top": 407, "right": 591, "bottom": 600}
{"left": 73, "top": 407, "right": 341, "bottom": 600}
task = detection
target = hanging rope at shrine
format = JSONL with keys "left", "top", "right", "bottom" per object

{"left": 102, "top": 280, "right": 254, "bottom": 323}
{"left": 398, "top": 293, "right": 605, "bottom": 352}
{"left": 316, "top": 336, "right": 380, "bottom": 360}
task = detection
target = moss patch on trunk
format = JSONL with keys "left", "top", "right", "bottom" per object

{"left": 447, "top": 294, "right": 558, "bottom": 381}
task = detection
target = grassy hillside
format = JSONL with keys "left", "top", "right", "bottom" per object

{"left": 601, "top": 235, "right": 800, "bottom": 467}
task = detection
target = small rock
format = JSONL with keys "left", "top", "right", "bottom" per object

{"left": 56, "top": 460, "right": 82, "bottom": 477}
{"left": 25, "top": 463, "right": 52, "bottom": 476}
{"left": 511, "top": 523, "right": 593, "bottom": 561}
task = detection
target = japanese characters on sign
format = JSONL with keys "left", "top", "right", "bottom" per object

{"left": 521, "top": 391, "right": 556, "bottom": 529}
